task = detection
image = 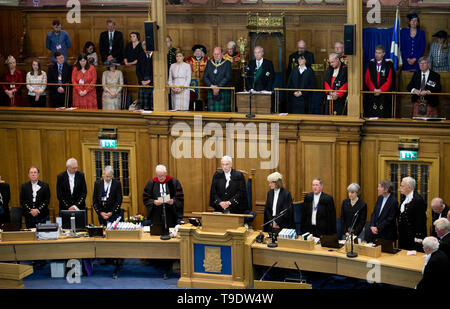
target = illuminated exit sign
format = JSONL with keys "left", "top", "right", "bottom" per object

{"left": 100, "top": 139, "right": 117, "bottom": 149}
{"left": 400, "top": 150, "right": 417, "bottom": 160}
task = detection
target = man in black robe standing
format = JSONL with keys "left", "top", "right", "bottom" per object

{"left": 364, "top": 45, "right": 395, "bottom": 118}
{"left": 209, "top": 156, "right": 248, "bottom": 214}
{"left": 143, "top": 164, "right": 184, "bottom": 228}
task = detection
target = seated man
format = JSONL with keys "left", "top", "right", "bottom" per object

{"left": 364, "top": 45, "right": 395, "bottom": 118}
{"left": 93, "top": 166, "right": 123, "bottom": 226}
{"left": 143, "top": 164, "right": 184, "bottom": 227}
{"left": 246, "top": 46, "right": 274, "bottom": 92}
{"left": 301, "top": 178, "right": 336, "bottom": 237}
{"left": 407, "top": 57, "right": 442, "bottom": 118}
{"left": 324, "top": 53, "right": 348, "bottom": 115}
{"left": 20, "top": 166, "right": 50, "bottom": 228}
{"left": 416, "top": 236, "right": 450, "bottom": 291}
{"left": 56, "top": 158, "right": 87, "bottom": 215}
{"left": 209, "top": 156, "right": 248, "bottom": 214}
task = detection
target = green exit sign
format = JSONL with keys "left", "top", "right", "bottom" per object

{"left": 100, "top": 139, "right": 117, "bottom": 149}
{"left": 400, "top": 150, "right": 417, "bottom": 160}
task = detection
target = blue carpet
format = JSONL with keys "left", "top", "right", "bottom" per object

{"left": 22, "top": 259, "right": 182, "bottom": 289}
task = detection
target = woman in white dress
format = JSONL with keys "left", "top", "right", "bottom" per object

{"left": 102, "top": 59, "right": 123, "bottom": 110}
{"left": 168, "top": 49, "right": 191, "bottom": 110}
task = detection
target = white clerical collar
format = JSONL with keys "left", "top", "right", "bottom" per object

{"left": 31, "top": 181, "right": 38, "bottom": 185}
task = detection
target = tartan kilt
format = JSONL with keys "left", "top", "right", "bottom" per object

{"left": 207, "top": 89, "right": 231, "bottom": 112}
{"left": 138, "top": 87, "right": 154, "bottom": 110}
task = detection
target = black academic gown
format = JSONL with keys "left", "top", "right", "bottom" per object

{"left": 416, "top": 249, "right": 450, "bottom": 291}
{"left": 286, "top": 50, "right": 315, "bottom": 79}
{"left": 363, "top": 58, "right": 395, "bottom": 118}
{"left": 92, "top": 179, "right": 122, "bottom": 216}
{"left": 324, "top": 65, "right": 348, "bottom": 115}
{"left": 263, "top": 188, "right": 294, "bottom": 232}
{"left": 99, "top": 30, "right": 124, "bottom": 63}
{"left": 286, "top": 66, "right": 315, "bottom": 114}
{"left": 340, "top": 198, "right": 367, "bottom": 237}
{"left": 439, "top": 233, "right": 450, "bottom": 260}
{"left": 301, "top": 192, "right": 336, "bottom": 237}
{"left": 368, "top": 194, "right": 399, "bottom": 242}
{"left": 56, "top": 170, "right": 87, "bottom": 214}
{"left": 143, "top": 177, "right": 184, "bottom": 228}
{"left": 398, "top": 191, "right": 427, "bottom": 251}
{"left": 246, "top": 58, "right": 275, "bottom": 92}
{"left": 20, "top": 180, "right": 50, "bottom": 222}
{"left": 209, "top": 169, "right": 248, "bottom": 214}
{"left": 47, "top": 62, "right": 73, "bottom": 107}
{"left": 0, "top": 182, "right": 11, "bottom": 223}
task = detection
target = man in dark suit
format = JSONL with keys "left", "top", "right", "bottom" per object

{"left": 209, "top": 156, "right": 248, "bottom": 214}
{"left": 0, "top": 176, "right": 11, "bottom": 223}
{"left": 434, "top": 218, "right": 450, "bottom": 259}
{"left": 301, "top": 178, "right": 336, "bottom": 237}
{"left": 324, "top": 53, "right": 348, "bottom": 115}
{"left": 246, "top": 46, "right": 275, "bottom": 92}
{"left": 398, "top": 177, "right": 427, "bottom": 251}
{"left": 367, "top": 180, "right": 399, "bottom": 243}
{"left": 56, "top": 158, "right": 87, "bottom": 215}
{"left": 407, "top": 57, "right": 442, "bottom": 118}
{"left": 136, "top": 41, "right": 154, "bottom": 110}
{"left": 99, "top": 18, "right": 124, "bottom": 64}
{"left": 93, "top": 165, "right": 123, "bottom": 226}
{"left": 263, "top": 172, "right": 294, "bottom": 232}
{"left": 416, "top": 236, "right": 450, "bottom": 291}
{"left": 47, "top": 51, "right": 73, "bottom": 107}
{"left": 431, "top": 198, "right": 449, "bottom": 237}
{"left": 20, "top": 166, "right": 50, "bottom": 228}
{"left": 203, "top": 47, "right": 233, "bottom": 112}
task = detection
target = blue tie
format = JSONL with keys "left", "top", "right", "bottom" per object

{"left": 58, "top": 64, "right": 63, "bottom": 83}
{"left": 109, "top": 32, "right": 113, "bottom": 54}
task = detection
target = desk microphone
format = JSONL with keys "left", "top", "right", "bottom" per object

{"left": 259, "top": 261, "right": 277, "bottom": 281}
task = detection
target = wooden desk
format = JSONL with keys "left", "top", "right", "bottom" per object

{"left": 252, "top": 242, "right": 425, "bottom": 288}
{"left": 95, "top": 234, "right": 180, "bottom": 259}
{"left": 0, "top": 234, "right": 180, "bottom": 261}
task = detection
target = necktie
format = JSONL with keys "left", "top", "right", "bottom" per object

{"left": 256, "top": 61, "right": 261, "bottom": 69}
{"left": 420, "top": 73, "right": 426, "bottom": 90}
{"left": 58, "top": 64, "right": 62, "bottom": 83}
{"left": 109, "top": 32, "right": 113, "bottom": 55}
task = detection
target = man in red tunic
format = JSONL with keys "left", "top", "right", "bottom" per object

{"left": 364, "top": 45, "right": 395, "bottom": 118}
{"left": 324, "top": 53, "right": 348, "bottom": 115}
{"left": 186, "top": 45, "right": 208, "bottom": 106}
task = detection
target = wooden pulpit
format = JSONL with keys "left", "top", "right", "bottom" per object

{"left": 236, "top": 92, "right": 272, "bottom": 114}
{"left": 177, "top": 212, "right": 258, "bottom": 289}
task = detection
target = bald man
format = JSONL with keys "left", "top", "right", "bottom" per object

{"left": 287, "top": 40, "right": 315, "bottom": 78}
{"left": 246, "top": 46, "right": 274, "bottom": 92}
{"left": 204, "top": 47, "right": 232, "bottom": 112}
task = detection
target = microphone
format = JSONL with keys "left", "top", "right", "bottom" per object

{"left": 294, "top": 261, "right": 304, "bottom": 283}
{"left": 259, "top": 261, "right": 277, "bottom": 281}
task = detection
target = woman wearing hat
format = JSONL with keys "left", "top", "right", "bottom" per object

{"left": 428, "top": 30, "right": 449, "bottom": 72}
{"left": 263, "top": 172, "right": 294, "bottom": 232}
{"left": 400, "top": 12, "right": 426, "bottom": 71}
{"left": 102, "top": 59, "right": 123, "bottom": 110}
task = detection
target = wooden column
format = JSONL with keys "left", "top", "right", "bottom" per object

{"left": 346, "top": 0, "right": 363, "bottom": 118}
{"left": 151, "top": 0, "right": 168, "bottom": 111}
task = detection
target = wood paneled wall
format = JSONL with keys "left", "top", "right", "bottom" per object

{"left": 0, "top": 109, "right": 363, "bottom": 228}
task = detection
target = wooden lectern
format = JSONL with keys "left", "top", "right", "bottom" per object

{"left": 177, "top": 212, "right": 258, "bottom": 289}
{"left": 236, "top": 92, "right": 272, "bottom": 114}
